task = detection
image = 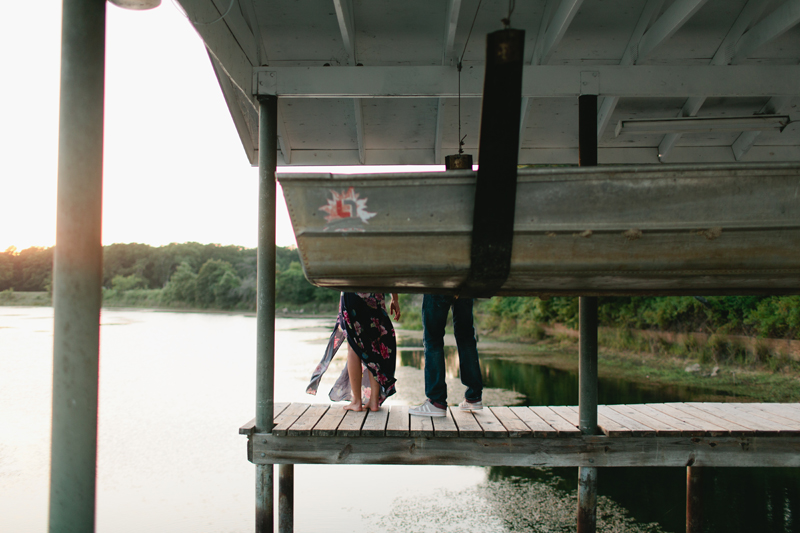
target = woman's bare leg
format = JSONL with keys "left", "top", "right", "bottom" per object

{"left": 366, "top": 371, "right": 381, "bottom": 411}
{"left": 344, "top": 345, "right": 363, "bottom": 411}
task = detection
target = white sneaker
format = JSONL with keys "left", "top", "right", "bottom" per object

{"left": 409, "top": 399, "right": 446, "bottom": 417}
{"left": 459, "top": 399, "right": 483, "bottom": 411}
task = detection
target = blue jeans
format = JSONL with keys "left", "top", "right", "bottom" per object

{"left": 422, "top": 295, "right": 483, "bottom": 405}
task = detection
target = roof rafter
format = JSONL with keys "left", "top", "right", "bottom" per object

{"left": 597, "top": 0, "right": 707, "bottom": 138}
{"left": 520, "top": 0, "right": 559, "bottom": 155}
{"left": 730, "top": 0, "right": 800, "bottom": 64}
{"left": 435, "top": 0, "right": 463, "bottom": 164}
{"left": 332, "top": 0, "right": 365, "bottom": 163}
{"left": 533, "top": 0, "right": 585, "bottom": 66}
{"left": 659, "top": 0, "right": 792, "bottom": 161}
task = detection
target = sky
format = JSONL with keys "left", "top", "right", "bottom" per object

{"left": 0, "top": 1, "right": 441, "bottom": 252}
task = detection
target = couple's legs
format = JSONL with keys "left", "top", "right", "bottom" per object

{"left": 422, "top": 295, "right": 483, "bottom": 406}
{"left": 344, "top": 345, "right": 380, "bottom": 412}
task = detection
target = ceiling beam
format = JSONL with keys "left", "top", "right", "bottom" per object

{"left": 435, "top": 0, "right": 463, "bottom": 164}
{"left": 598, "top": 0, "right": 708, "bottom": 138}
{"left": 659, "top": 0, "right": 784, "bottom": 161}
{"left": 253, "top": 65, "right": 800, "bottom": 98}
{"left": 332, "top": 0, "right": 356, "bottom": 62}
{"left": 596, "top": 0, "right": 665, "bottom": 138}
{"left": 636, "top": 0, "right": 710, "bottom": 61}
{"left": 521, "top": 0, "right": 558, "bottom": 155}
{"left": 332, "top": 0, "right": 364, "bottom": 163}
{"left": 533, "top": 0, "right": 585, "bottom": 65}
{"left": 730, "top": 0, "right": 800, "bottom": 64}
{"left": 732, "top": 97, "right": 792, "bottom": 161}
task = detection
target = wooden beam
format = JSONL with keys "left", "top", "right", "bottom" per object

{"left": 332, "top": 0, "right": 356, "bottom": 62}
{"left": 435, "top": 0, "right": 463, "bottom": 164}
{"left": 252, "top": 65, "right": 800, "bottom": 98}
{"left": 658, "top": 0, "right": 773, "bottom": 161}
{"left": 251, "top": 434, "right": 800, "bottom": 467}
{"left": 730, "top": 0, "right": 800, "bottom": 64}
{"left": 732, "top": 96, "right": 793, "bottom": 161}
{"left": 637, "top": 0, "right": 710, "bottom": 61}
{"left": 534, "top": 0, "right": 585, "bottom": 65}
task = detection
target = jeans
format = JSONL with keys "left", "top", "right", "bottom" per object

{"left": 422, "top": 294, "right": 482, "bottom": 405}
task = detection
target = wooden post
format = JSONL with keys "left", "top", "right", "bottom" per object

{"left": 686, "top": 467, "right": 703, "bottom": 533}
{"left": 577, "top": 93, "right": 599, "bottom": 533}
{"left": 256, "top": 95, "right": 278, "bottom": 533}
{"left": 279, "top": 464, "right": 294, "bottom": 533}
{"left": 49, "top": 1, "right": 106, "bottom": 531}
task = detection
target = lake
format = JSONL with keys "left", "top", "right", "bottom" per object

{"left": 1, "top": 307, "right": 798, "bottom": 532}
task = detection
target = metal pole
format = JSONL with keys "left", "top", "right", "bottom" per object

{"left": 256, "top": 95, "right": 278, "bottom": 533}
{"left": 49, "top": 1, "right": 106, "bottom": 532}
{"left": 686, "top": 466, "right": 703, "bottom": 533}
{"left": 577, "top": 93, "right": 598, "bottom": 533}
{"left": 278, "top": 464, "right": 294, "bottom": 533}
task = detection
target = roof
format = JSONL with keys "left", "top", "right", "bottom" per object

{"left": 178, "top": 0, "right": 800, "bottom": 166}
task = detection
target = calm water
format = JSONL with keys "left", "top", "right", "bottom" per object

{"left": 1, "top": 307, "right": 798, "bottom": 532}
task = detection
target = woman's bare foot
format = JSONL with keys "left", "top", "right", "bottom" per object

{"left": 366, "top": 401, "right": 380, "bottom": 412}
{"left": 344, "top": 401, "right": 362, "bottom": 412}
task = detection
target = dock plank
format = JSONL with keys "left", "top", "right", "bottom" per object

{"left": 732, "top": 404, "right": 800, "bottom": 432}
{"left": 581, "top": 405, "right": 632, "bottom": 437}
{"left": 410, "top": 412, "right": 435, "bottom": 437}
{"left": 287, "top": 404, "right": 329, "bottom": 436}
{"left": 337, "top": 409, "right": 369, "bottom": 437}
{"left": 450, "top": 408, "right": 483, "bottom": 437}
{"left": 386, "top": 406, "right": 409, "bottom": 437}
{"left": 530, "top": 406, "right": 581, "bottom": 436}
{"left": 273, "top": 403, "right": 310, "bottom": 436}
{"left": 509, "top": 406, "right": 558, "bottom": 437}
{"left": 473, "top": 408, "right": 508, "bottom": 438}
{"left": 432, "top": 408, "right": 459, "bottom": 437}
{"left": 609, "top": 404, "right": 680, "bottom": 436}
{"left": 750, "top": 403, "right": 800, "bottom": 425}
{"left": 312, "top": 405, "right": 348, "bottom": 436}
{"left": 687, "top": 403, "right": 783, "bottom": 435}
{"left": 361, "top": 408, "right": 390, "bottom": 436}
{"left": 490, "top": 407, "right": 532, "bottom": 437}
{"left": 627, "top": 404, "right": 705, "bottom": 437}
{"left": 653, "top": 403, "right": 737, "bottom": 436}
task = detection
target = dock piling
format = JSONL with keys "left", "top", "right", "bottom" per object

{"left": 577, "top": 93, "right": 599, "bottom": 533}
{"left": 256, "top": 94, "right": 279, "bottom": 533}
{"left": 279, "top": 464, "right": 294, "bottom": 533}
{"left": 49, "top": 0, "right": 106, "bottom": 531}
{"left": 686, "top": 466, "right": 703, "bottom": 533}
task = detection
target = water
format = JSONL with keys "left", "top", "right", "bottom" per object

{"left": 1, "top": 307, "right": 798, "bottom": 532}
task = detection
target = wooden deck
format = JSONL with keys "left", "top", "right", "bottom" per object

{"left": 241, "top": 402, "right": 800, "bottom": 468}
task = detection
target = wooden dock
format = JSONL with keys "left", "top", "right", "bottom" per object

{"left": 241, "top": 402, "right": 800, "bottom": 468}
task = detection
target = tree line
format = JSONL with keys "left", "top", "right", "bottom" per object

{"left": 0, "top": 243, "right": 337, "bottom": 311}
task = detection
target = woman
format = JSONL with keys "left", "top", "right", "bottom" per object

{"left": 307, "top": 292, "right": 401, "bottom": 411}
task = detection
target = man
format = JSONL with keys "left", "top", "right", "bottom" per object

{"left": 409, "top": 295, "right": 483, "bottom": 417}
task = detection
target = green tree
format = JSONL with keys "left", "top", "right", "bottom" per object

{"left": 163, "top": 262, "right": 198, "bottom": 303}
{"left": 195, "top": 259, "right": 242, "bottom": 308}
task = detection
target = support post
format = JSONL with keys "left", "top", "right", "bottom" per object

{"left": 279, "top": 464, "right": 294, "bottom": 533}
{"left": 577, "top": 93, "right": 598, "bottom": 533}
{"left": 49, "top": 1, "right": 106, "bottom": 531}
{"left": 256, "top": 95, "right": 278, "bottom": 533}
{"left": 686, "top": 466, "right": 703, "bottom": 533}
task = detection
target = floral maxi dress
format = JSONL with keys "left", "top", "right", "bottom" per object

{"left": 307, "top": 292, "right": 397, "bottom": 405}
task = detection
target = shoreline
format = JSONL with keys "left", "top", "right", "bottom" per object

{"left": 5, "top": 297, "right": 798, "bottom": 402}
